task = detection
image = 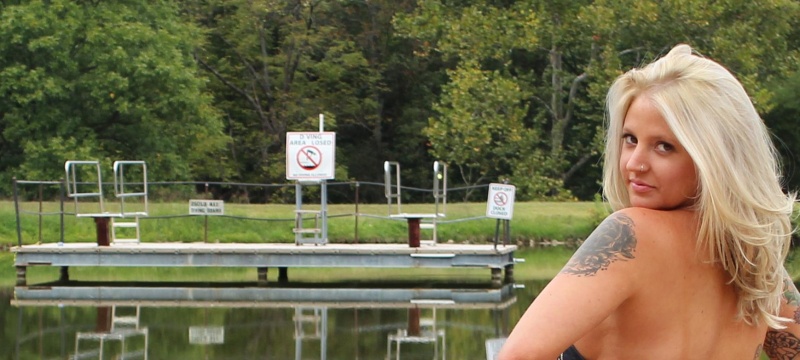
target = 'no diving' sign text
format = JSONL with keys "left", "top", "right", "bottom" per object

{"left": 286, "top": 132, "right": 336, "bottom": 180}
{"left": 486, "top": 183, "right": 516, "bottom": 220}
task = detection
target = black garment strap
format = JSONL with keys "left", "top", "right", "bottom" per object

{"left": 559, "top": 345, "right": 587, "bottom": 360}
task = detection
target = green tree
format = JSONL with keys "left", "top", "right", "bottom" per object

{"left": 765, "top": 71, "right": 800, "bottom": 192}
{"left": 0, "top": 0, "right": 229, "bottom": 192}
{"left": 396, "top": 0, "right": 800, "bottom": 200}
{"left": 186, "top": 0, "right": 450, "bottom": 203}
{"left": 395, "top": 0, "right": 587, "bottom": 199}
{"left": 189, "top": 1, "right": 378, "bottom": 191}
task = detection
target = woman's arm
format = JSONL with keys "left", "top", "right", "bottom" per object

{"left": 497, "top": 211, "right": 642, "bottom": 360}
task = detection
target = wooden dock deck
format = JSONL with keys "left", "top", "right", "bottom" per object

{"left": 12, "top": 242, "right": 519, "bottom": 286}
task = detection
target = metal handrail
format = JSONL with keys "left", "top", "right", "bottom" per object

{"left": 384, "top": 161, "right": 401, "bottom": 214}
{"left": 64, "top": 160, "right": 104, "bottom": 214}
{"left": 113, "top": 160, "right": 148, "bottom": 216}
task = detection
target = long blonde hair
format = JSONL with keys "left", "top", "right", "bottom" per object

{"left": 603, "top": 44, "right": 796, "bottom": 328}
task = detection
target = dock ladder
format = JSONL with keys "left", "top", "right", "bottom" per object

{"left": 293, "top": 307, "right": 328, "bottom": 359}
{"left": 419, "top": 161, "right": 447, "bottom": 245}
{"left": 293, "top": 180, "right": 328, "bottom": 245}
{"left": 72, "top": 305, "right": 149, "bottom": 360}
{"left": 111, "top": 161, "right": 148, "bottom": 244}
{"left": 387, "top": 307, "right": 445, "bottom": 360}
{"left": 384, "top": 161, "right": 402, "bottom": 214}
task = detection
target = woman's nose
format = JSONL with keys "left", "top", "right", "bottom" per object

{"left": 625, "top": 149, "right": 648, "bottom": 172}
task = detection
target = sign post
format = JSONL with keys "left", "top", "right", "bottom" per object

{"left": 189, "top": 200, "right": 224, "bottom": 243}
{"left": 486, "top": 183, "right": 515, "bottom": 248}
{"left": 286, "top": 127, "right": 336, "bottom": 245}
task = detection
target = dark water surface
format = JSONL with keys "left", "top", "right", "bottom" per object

{"left": 2, "top": 280, "right": 547, "bottom": 360}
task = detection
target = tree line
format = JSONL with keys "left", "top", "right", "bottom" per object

{"left": 1, "top": 0, "right": 799, "bottom": 203}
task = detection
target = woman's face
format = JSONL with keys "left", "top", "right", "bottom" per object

{"left": 619, "top": 96, "right": 698, "bottom": 210}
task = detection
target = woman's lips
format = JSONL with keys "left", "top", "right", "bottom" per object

{"left": 629, "top": 179, "right": 654, "bottom": 193}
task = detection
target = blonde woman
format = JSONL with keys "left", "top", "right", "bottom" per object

{"left": 498, "top": 44, "right": 799, "bottom": 359}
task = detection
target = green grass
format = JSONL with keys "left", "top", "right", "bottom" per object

{"left": 1, "top": 200, "right": 603, "bottom": 246}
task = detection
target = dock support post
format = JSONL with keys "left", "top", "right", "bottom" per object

{"left": 407, "top": 218, "right": 421, "bottom": 248}
{"left": 279, "top": 267, "right": 288, "bottom": 283}
{"left": 491, "top": 267, "right": 502, "bottom": 287}
{"left": 60, "top": 266, "right": 69, "bottom": 282}
{"left": 408, "top": 307, "right": 421, "bottom": 336}
{"left": 96, "top": 307, "right": 112, "bottom": 332}
{"left": 16, "top": 266, "right": 26, "bottom": 286}
{"left": 504, "top": 264, "right": 514, "bottom": 283}
{"left": 94, "top": 217, "right": 110, "bottom": 246}
{"left": 257, "top": 267, "right": 268, "bottom": 285}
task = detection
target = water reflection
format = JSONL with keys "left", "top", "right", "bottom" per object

{"left": 5, "top": 281, "right": 531, "bottom": 360}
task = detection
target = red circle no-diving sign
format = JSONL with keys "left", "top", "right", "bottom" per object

{"left": 297, "top": 146, "right": 322, "bottom": 170}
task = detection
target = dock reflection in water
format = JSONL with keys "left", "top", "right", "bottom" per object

{"left": 9, "top": 281, "right": 518, "bottom": 360}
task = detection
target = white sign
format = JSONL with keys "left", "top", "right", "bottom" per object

{"left": 485, "top": 338, "right": 507, "bottom": 360}
{"left": 486, "top": 183, "right": 516, "bottom": 220}
{"left": 189, "top": 199, "right": 224, "bottom": 215}
{"left": 286, "top": 132, "right": 336, "bottom": 180}
{"left": 189, "top": 326, "right": 225, "bottom": 344}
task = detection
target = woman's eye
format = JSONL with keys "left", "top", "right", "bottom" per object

{"left": 623, "top": 135, "right": 636, "bottom": 144}
{"left": 656, "top": 143, "right": 674, "bottom": 152}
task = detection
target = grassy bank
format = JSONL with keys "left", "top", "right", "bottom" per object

{"left": 1, "top": 200, "right": 604, "bottom": 247}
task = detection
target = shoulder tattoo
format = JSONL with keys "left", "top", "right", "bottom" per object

{"left": 764, "top": 329, "right": 800, "bottom": 359}
{"left": 781, "top": 275, "right": 800, "bottom": 324}
{"left": 561, "top": 213, "right": 637, "bottom": 277}
{"left": 784, "top": 276, "right": 800, "bottom": 306}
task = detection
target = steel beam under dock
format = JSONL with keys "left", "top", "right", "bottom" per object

{"left": 12, "top": 243, "right": 517, "bottom": 283}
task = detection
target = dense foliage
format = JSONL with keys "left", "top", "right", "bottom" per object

{"left": 1, "top": 0, "right": 798, "bottom": 202}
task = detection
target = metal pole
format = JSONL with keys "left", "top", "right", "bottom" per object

{"left": 60, "top": 178, "right": 65, "bottom": 244}
{"left": 493, "top": 219, "right": 500, "bottom": 250}
{"left": 13, "top": 177, "right": 22, "bottom": 247}
{"left": 15, "top": 307, "right": 22, "bottom": 360}
{"left": 321, "top": 180, "right": 328, "bottom": 244}
{"left": 295, "top": 182, "right": 302, "bottom": 245}
{"left": 354, "top": 181, "right": 359, "bottom": 244}
{"left": 501, "top": 178, "right": 510, "bottom": 247}
{"left": 38, "top": 184, "right": 43, "bottom": 244}
{"left": 204, "top": 183, "right": 209, "bottom": 243}
{"left": 504, "top": 219, "right": 511, "bottom": 246}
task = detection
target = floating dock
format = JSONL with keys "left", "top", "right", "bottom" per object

{"left": 12, "top": 242, "right": 518, "bottom": 286}
{"left": 12, "top": 160, "right": 519, "bottom": 287}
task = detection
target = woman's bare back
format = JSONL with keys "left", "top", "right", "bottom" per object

{"left": 572, "top": 208, "right": 766, "bottom": 359}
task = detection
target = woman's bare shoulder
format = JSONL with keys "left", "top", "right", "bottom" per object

{"left": 610, "top": 207, "right": 698, "bottom": 257}
{"left": 565, "top": 208, "right": 696, "bottom": 278}
{"left": 615, "top": 206, "right": 695, "bottom": 222}
{"left": 613, "top": 207, "right": 697, "bottom": 236}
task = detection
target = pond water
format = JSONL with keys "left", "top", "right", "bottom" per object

{"left": 1, "top": 280, "right": 548, "bottom": 360}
